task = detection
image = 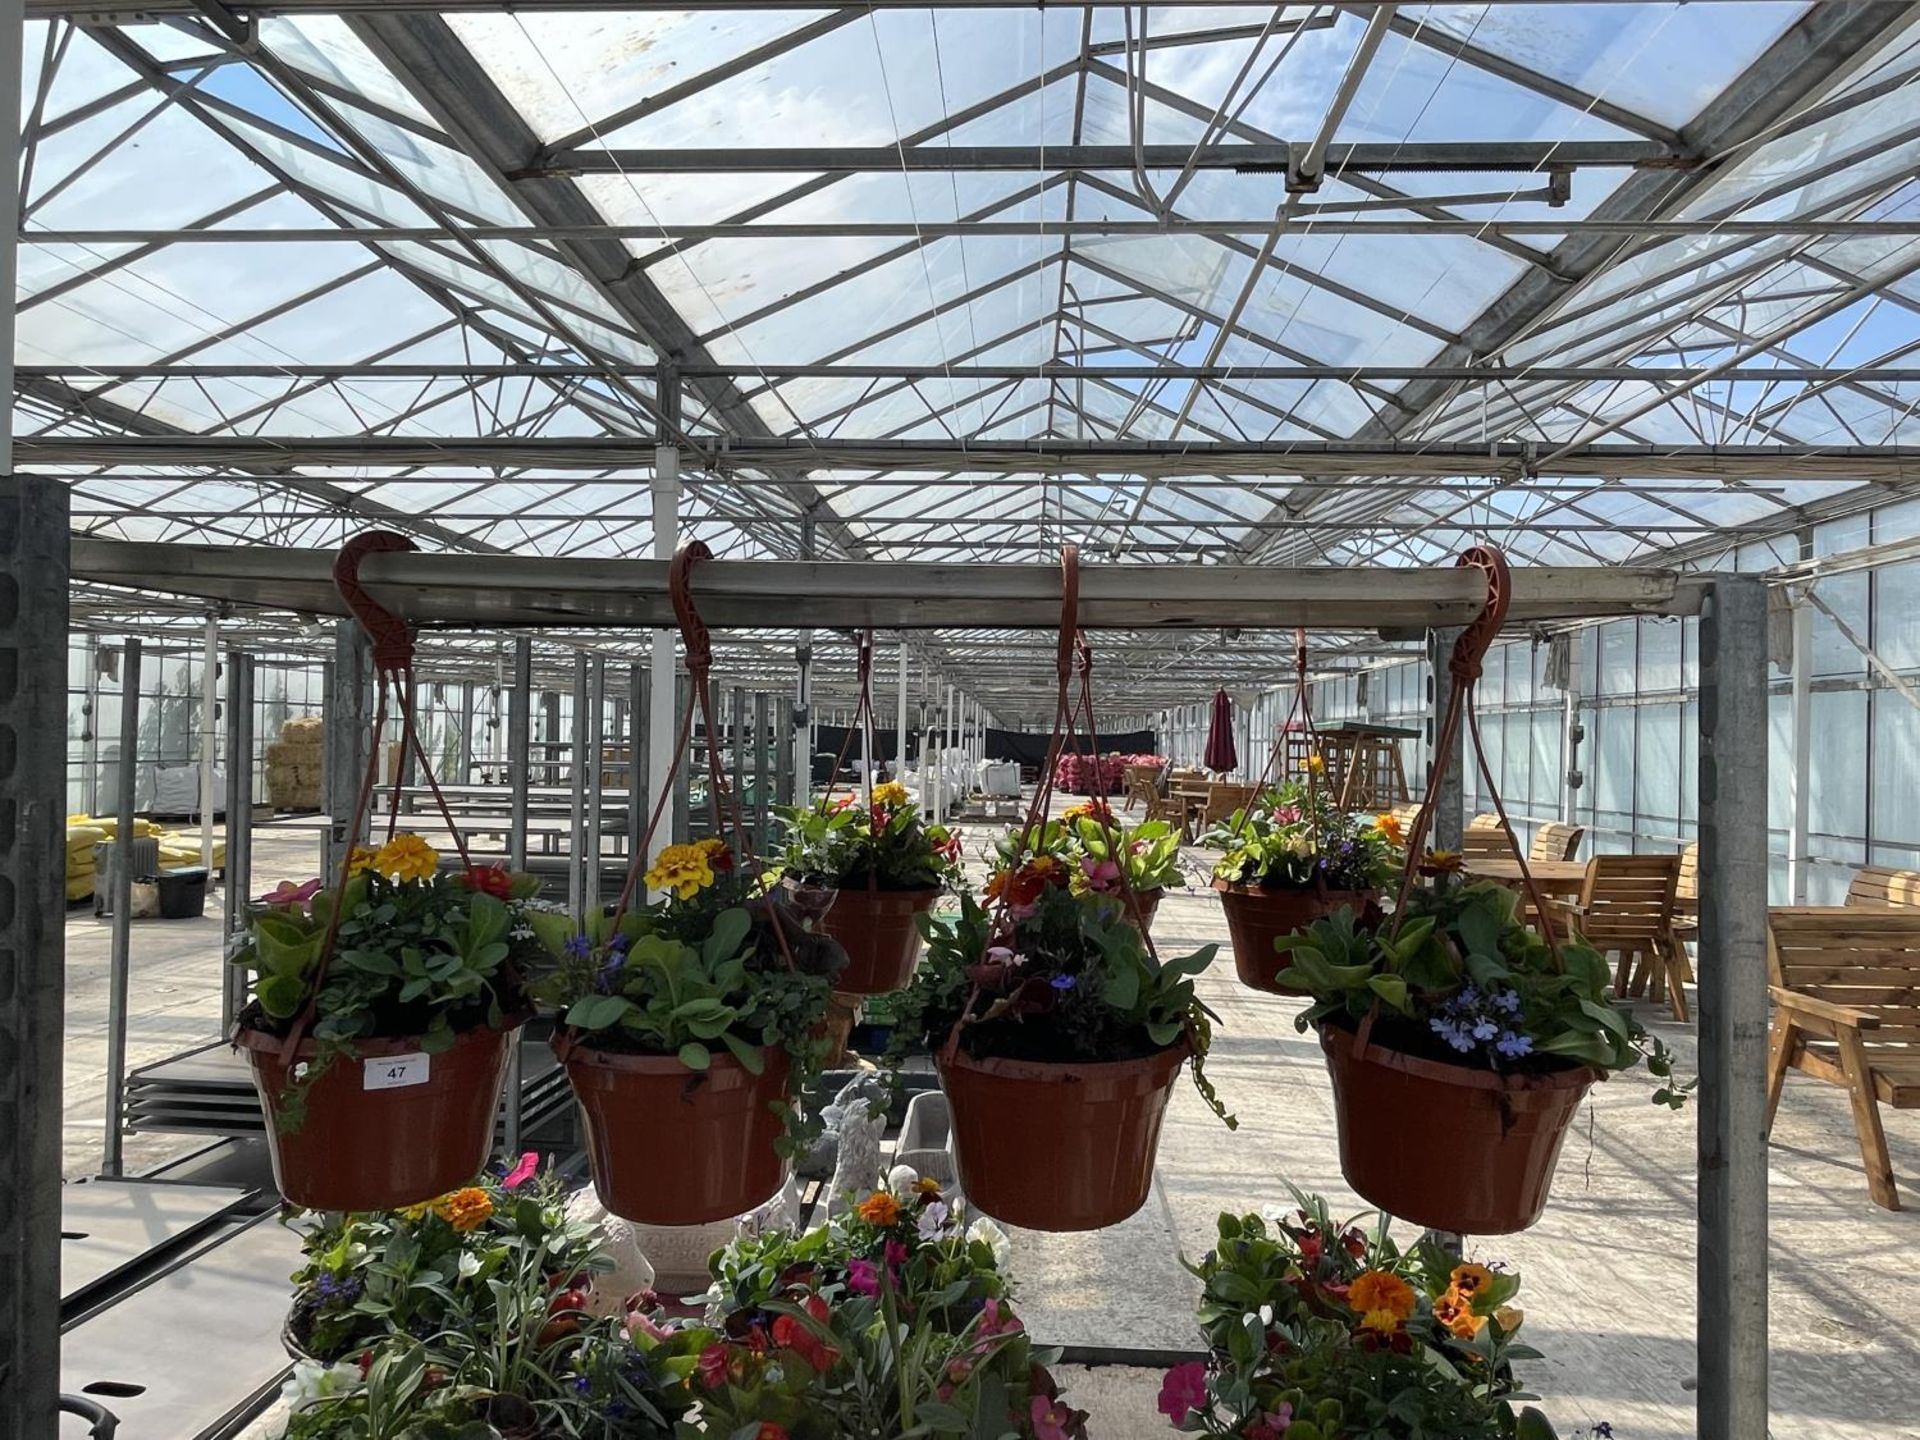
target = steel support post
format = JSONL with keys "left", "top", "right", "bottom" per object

{"left": 730, "top": 687, "right": 747, "bottom": 835}
{"left": 1787, "top": 595, "right": 1812, "bottom": 903}
{"left": 0, "top": 476, "right": 68, "bottom": 1440}
{"left": 568, "top": 652, "right": 588, "bottom": 917}
{"left": 896, "top": 641, "right": 909, "bottom": 782}
{"left": 1428, "top": 627, "right": 1465, "bottom": 852}
{"left": 198, "top": 613, "right": 219, "bottom": 866}
{"left": 400, "top": 674, "right": 418, "bottom": 796}
{"left": 628, "top": 663, "right": 646, "bottom": 863}
{"left": 323, "top": 621, "right": 372, "bottom": 881}
{"left": 458, "top": 681, "right": 476, "bottom": 785}
{"left": 649, "top": 395, "right": 681, "bottom": 880}
{"left": 104, "top": 636, "right": 140, "bottom": 1177}
{"left": 754, "top": 692, "right": 773, "bottom": 844}
{"left": 507, "top": 638, "right": 531, "bottom": 871}
{"left": 585, "top": 656, "right": 606, "bottom": 912}
{"left": 222, "top": 648, "right": 254, "bottom": 1029}
{"left": 1697, "top": 574, "right": 1770, "bottom": 1440}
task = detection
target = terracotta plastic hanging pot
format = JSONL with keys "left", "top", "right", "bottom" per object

{"left": 1318, "top": 1020, "right": 1596, "bottom": 1234}
{"left": 560, "top": 1040, "right": 792, "bottom": 1225}
{"left": 1215, "top": 880, "right": 1376, "bottom": 992}
{"left": 237, "top": 1018, "right": 521, "bottom": 1212}
{"left": 798, "top": 881, "right": 939, "bottom": 995}
{"left": 1122, "top": 886, "right": 1164, "bottom": 938}
{"left": 939, "top": 1041, "right": 1188, "bottom": 1231}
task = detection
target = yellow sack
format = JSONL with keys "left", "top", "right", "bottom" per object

{"left": 66, "top": 825, "right": 106, "bottom": 854}
{"left": 65, "top": 875, "right": 95, "bottom": 902}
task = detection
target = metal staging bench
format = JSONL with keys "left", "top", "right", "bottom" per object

{"left": 3, "top": 496, "right": 1772, "bottom": 1440}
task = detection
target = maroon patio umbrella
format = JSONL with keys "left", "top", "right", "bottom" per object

{"left": 1203, "top": 688, "right": 1238, "bottom": 774}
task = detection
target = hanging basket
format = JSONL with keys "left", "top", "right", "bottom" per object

{"left": 559, "top": 1040, "right": 792, "bottom": 1226}
{"left": 1214, "top": 880, "right": 1376, "bottom": 993}
{"left": 791, "top": 880, "right": 938, "bottom": 995}
{"left": 938, "top": 1041, "right": 1188, "bottom": 1231}
{"left": 1124, "top": 886, "right": 1164, "bottom": 939}
{"left": 1318, "top": 1019, "right": 1596, "bottom": 1234}
{"left": 237, "top": 1019, "right": 522, "bottom": 1212}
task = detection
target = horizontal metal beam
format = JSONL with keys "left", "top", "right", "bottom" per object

{"left": 27, "top": 218, "right": 1908, "bottom": 243}
{"left": 30, "top": 0, "right": 1794, "bottom": 14}
{"left": 71, "top": 538, "right": 1706, "bottom": 629}
{"left": 26, "top": 436, "right": 1918, "bottom": 481}
{"left": 529, "top": 140, "right": 1683, "bottom": 177}
{"left": 25, "top": 363, "right": 1920, "bottom": 384}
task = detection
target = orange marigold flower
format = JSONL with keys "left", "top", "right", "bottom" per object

{"left": 856, "top": 1191, "right": 901, "bottom": 1228}
{"left": 1424, "top": 849, "right": 1465, "bottom": 874}
{"left": 431, "top": 1186, "right": 494, "bottom": 1232}
{"left": 1374, "top": 812, "right": 1404, "bottom": 846}
{"left": 1347, "top": 1269, "right": 1416, "bottom": 1335}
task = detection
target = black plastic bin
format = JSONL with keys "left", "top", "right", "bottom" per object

{"left": 147, "top": 867, "right": 209, "bottom": 919}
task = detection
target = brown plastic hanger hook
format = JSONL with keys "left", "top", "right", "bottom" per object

{"left": 333, "top": 530, "right": 418, "bottom": 675}
{"left": 669, "top": 540, "right": 715, "bottom": 676}
{"left": 1449, "top": 544, "right": 1511, "bottom": 686}
{"left": 1056, "top": 544, "right": 1081, "bottom": 682}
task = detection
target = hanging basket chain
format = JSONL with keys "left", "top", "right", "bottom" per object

{"left": 1390, "top": 546, "right": 1561, "bottom": 962}
{"left": 277, "top": 531, "right": 482, "bottom": 1058}
{"left": 1229, "top": 625, "right": 1317, "bottom": 844}
{"left": 1067, "top": 633, "right": 1160, "bottom": 963}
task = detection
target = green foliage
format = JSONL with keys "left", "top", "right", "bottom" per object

{"left": 774, "top": 788, "right": 962, "bottom": 892}
{"left": 1272, "top": 878, "right": 1692, "bottom": 1104}
{"left": 1170, "top": 1193, "right": 1546, "bottom": 1440}
{"left": 1202, "top": 782, "right": 1399, "bottom": 893}
{"left": 233, "top": 857, "right": 541, "bottom": 1130}
{"left": 896, "top": 883, "right": 1235, "bottom": 1128}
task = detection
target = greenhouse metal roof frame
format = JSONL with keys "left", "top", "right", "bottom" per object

{"left": 7, "top": 1, "right": 1920, "bottom": 579}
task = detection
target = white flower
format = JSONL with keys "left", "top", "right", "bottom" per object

{"left": 887, "top": 1164, "right": 921, "bottom": 1200}
{"left": 916, "top": 1202, "right": 951, "bottom": 1239}
{"left": 967, "top": 1216, "right": 1011, "bottom": 1269}
{"left": 457, "top": 1250, "right": 482, "bottom": 1279}
{"left": 280, "top": 1359, "right": 362, "bottom": 1411}
{"left": 1285, "top": 833, "right": 1313, "bottom": 859}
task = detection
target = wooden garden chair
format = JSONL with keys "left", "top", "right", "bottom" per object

{"left": 1528, "top": 822, "right": 1584, "bottom": 863}
{"left": 1200, "top": 782, "right": 1259, "bottom": 832}
{"left": 1122, "top": 763, "right": 1162, "bottom": 816}
{"left": 1766, "top": 907, "right": 1920, "bottom": 1210}
{"left": 1461, "top": 812, "right": 1513, "bottom": 862}
{"left": 1846, "top": 866, "right": 1920, "bottom": 908}
{"left": 1546, "top": 853, "right": 1688, "bottom": 1020}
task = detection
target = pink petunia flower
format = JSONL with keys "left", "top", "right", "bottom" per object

{"left": 1157, "top": 1361, "right": 1210, "bottom": 1422}
{"left": 1030, "top": 1396, "right": 1076, "bottom": 1440}
{"left": 977, "top": 1297, "right": 1023, "bottom": 1340}
{"left": 502, "top": 1151, "right": 540, "bottom": 1190}
{"left": 1245, "top": 1404, "right": 1294, "bottom": 1439}
{"left": 1079, "top": 857, "right": 1122, "bottom": 893}
{"left": 847, "top": 1258, "right": 880, "bottom": 1297}
{"left": 257, "top": 878, "right": 322, "bottom": 909}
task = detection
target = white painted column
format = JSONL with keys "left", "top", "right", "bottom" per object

{"left": 648, "top": 446, "right": 679, "bottom": 868}
{"left": 1787, "top": 592, "right": 1812, "bottom": 903}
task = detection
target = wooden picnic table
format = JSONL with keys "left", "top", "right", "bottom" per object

{"left": 1464, "top": 857, "right": 1589, "bottom": 895}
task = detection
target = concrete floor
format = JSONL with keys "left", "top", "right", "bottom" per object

{"left": 65, "top": 812, "right": 1920, "bottom": 1439}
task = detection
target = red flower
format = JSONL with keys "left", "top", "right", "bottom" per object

{"left": 772, "top": 1294, "right": 837, "bottom": 1373}
{"left": 755, "top": 1427, "right": 790, "bottom": 1440}
{"left": 461, "top": 864, "right": 514, "bottom": 899}
{"left": 697, "top": 1342, "right": 731, "bottom": 1391}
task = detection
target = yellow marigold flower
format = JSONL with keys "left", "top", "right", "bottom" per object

{"left": 856, "top": 1190, "right": 902, "bottom": 1228}
{"left": 1425, "top": 849, "right": 1465, "bottom": 874}
{"left": 345, "top": 845, "right": 379, "bottom": 878}
{"left": 1307, "top": 753, "right": 1327, "bottom": 776}
{"left": 644, "top": 842, "right": 716, "bottom": 901}
{"left": 1374, "top": 812, "right": 1404, "bottom": 846}
{"left": 1449, "top": 1262, "right": 1495, "bottom": 1297}
{"left": 431, "top": 1186, "right": 494, "bottom": 1233}
{"left": 374, "top": 833, "right": 438, "bottom": 883}
{"left": 1347, "top": 1269, "right": 1415, "bottom": 1335}
{"left": 872, "top": 781, "right": 910, "bottom": 808}
{"left": 397, "top": 1202, "right": 432, "bottom": 1222}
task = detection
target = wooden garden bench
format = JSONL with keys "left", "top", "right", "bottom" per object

{"left": 1547, "top": 853, "right": 1689, "bottom": 1020}
{"left": 1846, "top": 866, "right": 1920, "bottom": 908}
{"left": 1766, "top": 907, "right": 1920, "bottom": 1210}
{"left": 1529, "top": 821, "right": 1584, "bottom": 863}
